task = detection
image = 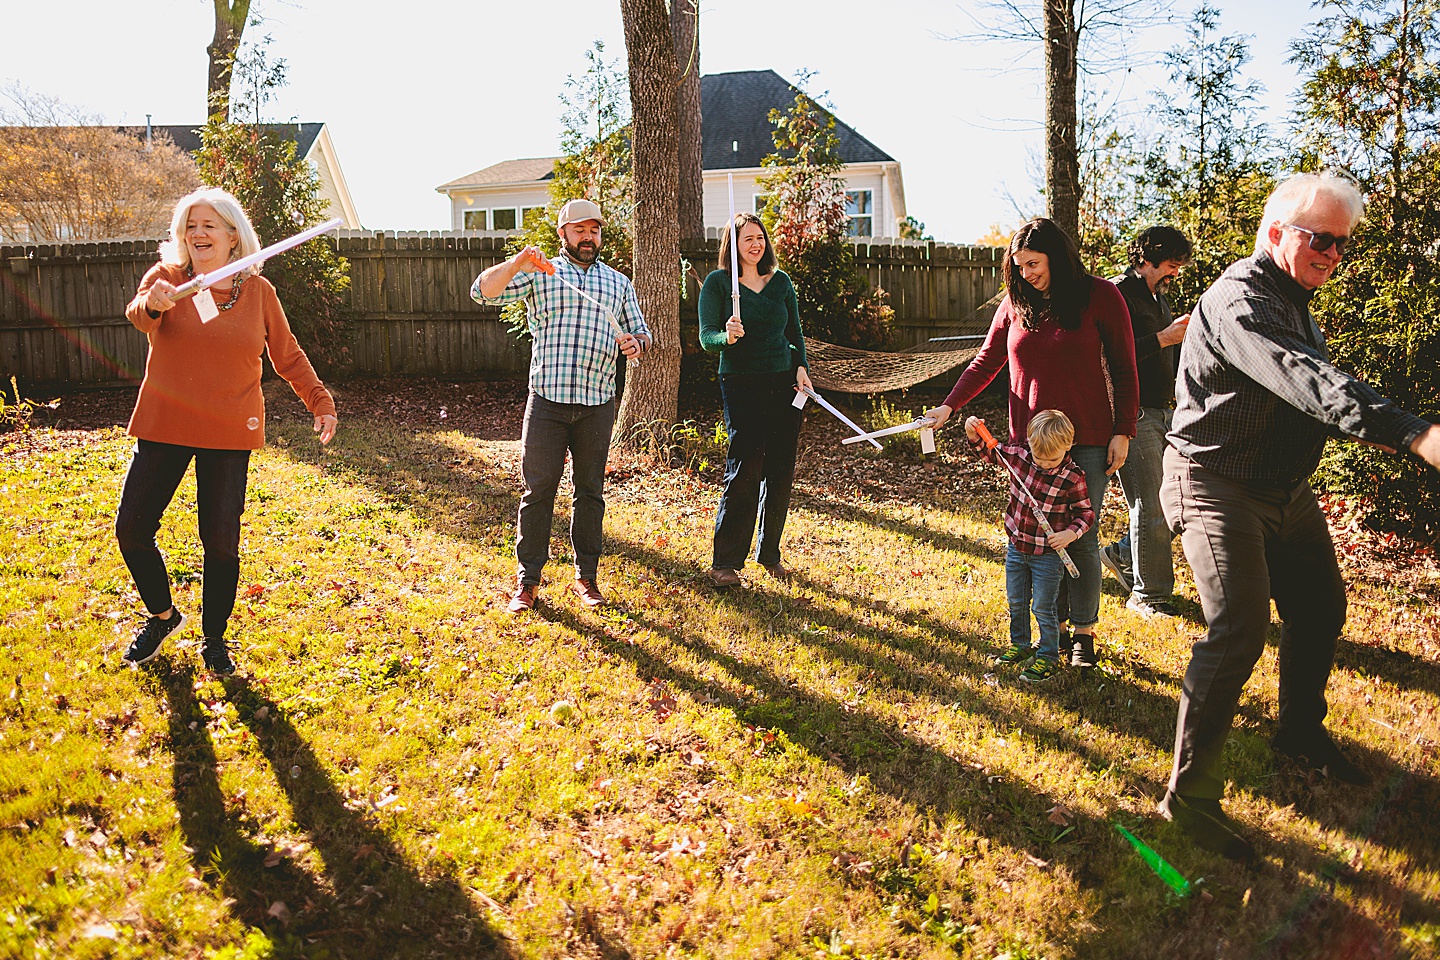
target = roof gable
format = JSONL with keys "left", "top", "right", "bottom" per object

{"left": 699, "top": 70, "right": 893, "bottom": 170}
{"left": 120, "top": 122, "right": 325, "bottom": 157}
{"left": 437, "top": 157, "right": 559, "bottom": 190}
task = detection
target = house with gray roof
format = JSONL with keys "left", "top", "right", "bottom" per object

{"left": 436, "top": 70, "right": 906, "bottom": 238}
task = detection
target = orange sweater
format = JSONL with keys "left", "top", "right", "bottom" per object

{"left": 125, "top": 263, "right": 336, "bottom": 450}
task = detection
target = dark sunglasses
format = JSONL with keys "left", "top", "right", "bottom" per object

{"left": 1282, "top": 223, "right": 1350, "bottom": 255}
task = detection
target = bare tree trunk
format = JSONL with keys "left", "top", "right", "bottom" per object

{"left": 671, "top": 0, "right": 704, "bottom": 242}
{"left": 617, "top": 0, "right": 681, "bottom": 440}
{"left": 1043, "top": 0, "right": 1080, "bottom": 241}
{"left": 207, "top": 0, "right": 251, "bottom": 121}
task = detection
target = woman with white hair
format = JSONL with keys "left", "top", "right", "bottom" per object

{"left": 115, "top": 187, "right": 338, "bottom": 676}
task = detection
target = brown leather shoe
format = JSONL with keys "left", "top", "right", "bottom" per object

{"left": 507, "top": 581, "right": 537, "bottom": 614}
{"left": 571, "top": 577, "right": 605, "bottom": 608}
{"left": 760, "top": 562, "right": 790, "bottom": 580}
{"left": 707, "top": 567, "right": 742, "bottom": 588}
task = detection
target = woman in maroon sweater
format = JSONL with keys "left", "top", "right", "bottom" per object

{"left": 927, "top": 218, "right": 1138, "bottom": 668}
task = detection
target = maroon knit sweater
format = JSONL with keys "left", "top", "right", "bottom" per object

{"left": 943, "top": 276, "right": 1139, "bottom": 446}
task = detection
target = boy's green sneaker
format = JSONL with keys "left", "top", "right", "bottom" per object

{"left": 994, "top": 643, "right": 1035, "bottom": 666}
{"left": 1020, "top": 656, "right": 1061, "bottom": 683}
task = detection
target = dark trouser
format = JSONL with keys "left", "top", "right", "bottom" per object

{"left": 1159, "top": 447, "right": 1346, "bottom": 800}
{"left": 115, "top": 439, "right": 251, "bottom": 640}
{"left": 1054, "top": 443, "right": 1109, "bottom": 629}
{"left": 516, "top": 392, "right": 616, "bottom": 584}
{"left": 712, "top": 371, "right": 802, "bottom": 569}
{"left": 1114, "top": 406, "right": 1176, "bottom": 602}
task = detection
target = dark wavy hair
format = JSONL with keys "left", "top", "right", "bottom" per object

{"left": 1003, "top": 218, "right": 1091, "bottom": 331}
{"left": 717, "top": 212, "right": 777, "bottom": 277}
{"left": 1128, "top": 225, "right": 1193, "bottom": 269}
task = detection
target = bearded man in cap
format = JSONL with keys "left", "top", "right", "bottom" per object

{"left": 473, "top": 199, "right": 652, "bottom": 613}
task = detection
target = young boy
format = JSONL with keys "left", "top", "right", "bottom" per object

{"left": 966, "top": 409, "right": 1094, "bottom": 683}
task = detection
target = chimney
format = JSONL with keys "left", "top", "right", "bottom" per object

{"left": 145, "top": 114, "right": 152, "bottom": 151}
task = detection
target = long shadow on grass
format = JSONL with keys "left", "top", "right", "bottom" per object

{"left": 152, "top": 663, "right": 511, "bottom": 959}
{"left": 538, "top": 601, "right": 1124, "bottom": 894}
{"left": 611, "top": 533, "right": 1185, "bottom": 766}
{"left": 1336, "top": 636, "right": 1440, "bottom": 701}
{"left": 788, "top": 493, "right": 998, "bottom": 564}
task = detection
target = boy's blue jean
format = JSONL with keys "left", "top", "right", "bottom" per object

{"left": 1006, "top": 543, "right": 1066, "bottom": 660}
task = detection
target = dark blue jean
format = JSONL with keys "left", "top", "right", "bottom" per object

{"left": 516, "top": 392, "right": 616, "bottom": 584}
{"left": 1006, "top": 543, "right": 1066, "bottom": 659}
{"left": 1055, "top": 443, "right": 1109, "bottom": 628}
{"left": 115, "top": 439, "right": 250, "bottom": 640}
{"left": 713, "top": 371, "right": 802, "bottom": 569}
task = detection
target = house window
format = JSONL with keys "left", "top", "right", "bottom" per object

{"left": 846, "top": 190, "right": 873, "bottom": 236}
{"left": 752, "top": 194, "right": 771, "bottom": 215}
{"left": 492, "top": 208, "right": 519, "bottom": 231}
{"left": 522, "top": 206, "right": 546, "bottom": 227}
{"left": 463, "top": 210, "right": 486, "bottom": 230}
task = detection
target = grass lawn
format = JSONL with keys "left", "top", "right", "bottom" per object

{"left": 2, "top": 379, "right": 1438, "bottom": 960}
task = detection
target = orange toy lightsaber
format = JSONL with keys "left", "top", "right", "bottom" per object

{"left": 973, "top": 421, "right": 1080, "bottom": 579}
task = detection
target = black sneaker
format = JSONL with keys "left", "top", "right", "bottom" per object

{"left": 123, "top": 610, "right": 186, "bottom": 665}
{"left": 1069, "top": 631, "right": 1097, "bottom": 669}
{"left": 1158, "top": 791, "right": 1255, "bottom": 862}
{"left": 1100, "top": 544, "right": 1134, "bottom": 595}
{"left": 1272, "top": 730, "right": 1372, "bottom": 786}
{"left": 201, "top": 637, "right": 237, "bottom": 677}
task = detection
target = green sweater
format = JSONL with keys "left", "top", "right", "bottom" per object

{"left": 698, "top": 269, "right": 808, "bottom": 374}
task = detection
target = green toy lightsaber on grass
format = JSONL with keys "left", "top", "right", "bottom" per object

{"left": 1114, "top": 823, "right": 1192, "bottom": 897}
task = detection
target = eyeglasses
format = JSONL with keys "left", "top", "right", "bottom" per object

{"left": 1281, "top": 223, "right": 1350, "bottom": 255}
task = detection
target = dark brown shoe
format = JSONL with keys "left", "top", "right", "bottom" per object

{"left": 507, "top": 581, "right": 537, "bottom": 614}
{"left": 1159, "top": 791, "right": 1255, "bottom": 862}
{"left": 707, "top": 567, "right": 742, "bottom": 588}
{"left": 760, "top": 562, "right": 790, "bottom": 580}
{"left": 571, "top": 577, "right": 605, "bottom": 608}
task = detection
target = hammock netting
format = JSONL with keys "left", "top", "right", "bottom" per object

{"left": 802, "top": 290, "right": 1006, "bottom": 394}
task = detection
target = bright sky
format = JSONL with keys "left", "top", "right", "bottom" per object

{"left": 5, "top": 0, "right": 1320, "bottom": 242}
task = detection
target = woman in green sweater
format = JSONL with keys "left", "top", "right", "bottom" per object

{"left": 699, "top": 213, "right": 810, "bottom": 588}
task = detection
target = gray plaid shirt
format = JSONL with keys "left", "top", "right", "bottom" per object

{"left": 1170, "top": 252, "right": 1430, "bottom": 485}
{"left": 472, "top": 253, "right": 648, "bottom": 406}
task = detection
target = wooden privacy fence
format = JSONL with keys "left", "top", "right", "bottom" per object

{"left": 0, "top": 232, "right": 1004, "bottom": 391}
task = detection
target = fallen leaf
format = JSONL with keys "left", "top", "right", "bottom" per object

{"left": 353, "top": 844, "right": 375, "bottom": 861}
{"left": 1046, "top": 805, "right": 1071, "bottom": 826}
{"left": 267, "top": 900, "right": 290, "bottom": 922}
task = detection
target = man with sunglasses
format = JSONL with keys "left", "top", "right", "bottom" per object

{"left": 1156, "top": 172, "right": 1440, "bottom": 861}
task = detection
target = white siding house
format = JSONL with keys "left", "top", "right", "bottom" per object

{"left": 437, "top": 71, "right": 906, "bottom": 238}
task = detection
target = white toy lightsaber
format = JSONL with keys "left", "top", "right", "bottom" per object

{"left": 791, "top": 385, "right": 882, "bottom": 449}
{"left": 973, "top": 421, "right": 1080, "bottom": 578}
{"left": 842, "top": 417, "right": 937, "bottom": 454}
{"left": 727, "top": 174, "right": 741, "bottom": 320}
{"left": 171, "top": 217, "right": 345, "bottom": 300}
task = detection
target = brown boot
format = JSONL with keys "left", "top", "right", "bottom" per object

{"left": 507, "top": 581, "right": 537, "bottom": 614}
{"left": 571, "top": 577, "right": 605, "bottom": 609}
{"left": 707, "top": 567, "right": 742, "bottom": 588}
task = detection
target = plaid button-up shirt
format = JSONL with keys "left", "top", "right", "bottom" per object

{"left": 472, "top": 253, "right": 649, "bottom": 406}
{"left": 1171, "top": 252, "right": 1431, "bottom": 485}
{"left": 971, "top": 439, "right": 1094, "bottom": 555}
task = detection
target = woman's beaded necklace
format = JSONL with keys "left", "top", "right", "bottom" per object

{"left": 186, "top": 264, "right": 244, "bottom": 311}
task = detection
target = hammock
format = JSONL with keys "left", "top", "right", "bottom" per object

{"left": 804, "top": 290, "right": 1006, "bottom": 393}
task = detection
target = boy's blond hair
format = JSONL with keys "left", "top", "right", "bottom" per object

{"left": 1027, "top": 409, "right": 1075, "bottom": 460}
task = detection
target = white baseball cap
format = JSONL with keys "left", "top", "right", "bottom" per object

{"left": 557, "top": 198, "right": 605, "bottom": 229}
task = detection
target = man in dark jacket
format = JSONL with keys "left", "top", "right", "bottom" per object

{"left": 1158, "top": 172, "right": 1440, "bottom": 861}
{"left": 1104, "top": 226, "right": 1193, "bottom": 618}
